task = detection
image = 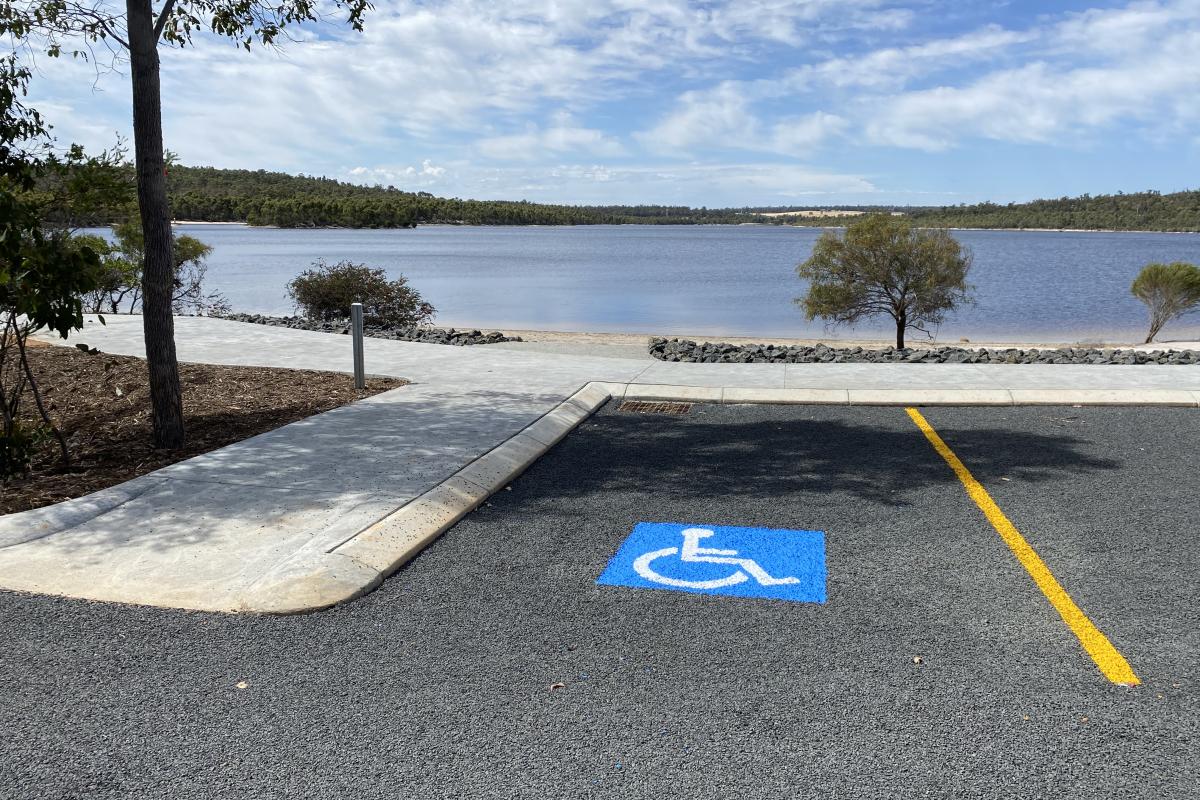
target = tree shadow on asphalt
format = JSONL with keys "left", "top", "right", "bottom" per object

{"left": 529, "top": 405, "right": 1122, "bottom": 508}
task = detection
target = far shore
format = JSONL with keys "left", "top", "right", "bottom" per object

{"left": 167, "top": 220, "right": 1200, "bottom": 235}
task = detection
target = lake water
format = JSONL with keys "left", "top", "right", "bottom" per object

{"left": 153, "top": 224, "right": 1200, "bottom": 343}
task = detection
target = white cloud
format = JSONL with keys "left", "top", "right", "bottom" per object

{"left": 364, "top": 160, "right": 878, "bottom": 205}
{"left": 636, "top": 83, "right": 848, "bottom": 155}
{"left": 767, "top": 112, "right": 850, "bottom": 152}
{"left": 477, "top": 114, "right": 626, "bottom": 160}
{"left": 638, "top": 0, "right": 1200, "bottom": 156}
{"left": 635, "top": 83, "right": 755, "bottom": 152}
{"left": 866, "top": 5, "right": 1200, "bottom": 150}
{"left": 779, "top": 24, "right": 1038, "bottom": 92}
{"left": 25, "top": 0, "right": 917, "bottom": 172}
{"left": 347, "top": 159, "right": 447, "bottom": 187}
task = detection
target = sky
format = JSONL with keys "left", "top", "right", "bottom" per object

{"left": 25, "top": 0, "right": 1200, "bottom": 207}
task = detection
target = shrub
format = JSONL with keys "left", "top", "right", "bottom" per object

{"left": 81, "top": 222, "right": 229, "bottom": 316}
{"left": 0, "top": 420, "right": 47, "bottom": 483}
{"left": 287, "top": 259, "right": 435, "bottom": 327}
{"left": 1130, "top": 261, "right": 1200, "bottom": 343}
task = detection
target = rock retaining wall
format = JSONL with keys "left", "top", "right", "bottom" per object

{"left": 220, "top": 314, "right": 522, "bottom": 346}
{"left": 648, "top": 337, "right": 1199, "bottom": 365}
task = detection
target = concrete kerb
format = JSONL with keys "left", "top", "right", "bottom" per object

{"left": 1007, "top": 388, "right": 1200, "bottom": 407}
{"left": 238, "top": 380, "right": 1199, "bottom": 614}
{"left": 239, "top": 382, "right": 616, "bottom": 614}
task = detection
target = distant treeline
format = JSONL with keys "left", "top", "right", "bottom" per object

{"left": 900, "top": 190, "right": 1200, "bottom": 232}
{"left": 130, "top": 166, "right": 1200, "bottom": 232}
{"left": 165, "top": 166, "right": 759, "bottom": 227}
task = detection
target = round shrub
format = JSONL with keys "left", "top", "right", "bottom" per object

{"left": 287, "top": 259, "right": 435, "bottom": 327}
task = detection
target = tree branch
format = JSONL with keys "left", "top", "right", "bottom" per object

{"left": 65, "top": 2, "right": 130, "bottom": 49}
{"left": 153, "top": 0, "right": 177, "bottom": 41}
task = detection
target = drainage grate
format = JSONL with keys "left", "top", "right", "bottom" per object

{"left": 618, "top": 400, "right": 693, "bottom": 415}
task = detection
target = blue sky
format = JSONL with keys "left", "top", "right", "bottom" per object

{"left": 29, "top": 0, "right": 1200, "bottom": 207}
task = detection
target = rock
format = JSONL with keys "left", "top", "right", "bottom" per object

{"left": 641, "top": 337, "right": 1200, "bottom": 367}
{"left": 217, "top": 313, "right": 522, "bottom": 346}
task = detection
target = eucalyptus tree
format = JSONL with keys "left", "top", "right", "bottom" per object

{"left": 797, "top": 214, "right": 973, "bottom": 350}
{"left": 2, "top": 0, "right": 372, "bottom": 448}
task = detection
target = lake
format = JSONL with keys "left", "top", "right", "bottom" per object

{"left": 154, "top": 224, "right": 1200, "bottom": 343}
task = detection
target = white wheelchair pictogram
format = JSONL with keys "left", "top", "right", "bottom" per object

{"left": 632, "top": 527, "right": 801, "bottom": 590}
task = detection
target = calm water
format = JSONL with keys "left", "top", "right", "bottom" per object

{"left": 146, "top": 224, "right": 1200, "bottom": 343}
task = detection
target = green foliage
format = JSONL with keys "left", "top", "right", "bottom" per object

{"left": 1130, "top": 262, "right": 1200, "bottom": 343}
{"left": 0, "top": 420, "right": 47, "bottom": 483}
{"left": 0, "top": 53, "right": 109, "bottom": 479}
{"left": 154, "top": 1, "right": 372, "bottom": 49}
{"left": 898, "top": 190, "right": 1200, "bottom": 233}
{"left": 796, "top": 214, "right": 972, "bottom": 349}
{"left": 35, "top": 143, "right": 136, "bottom": 228}
{"left": 158, "top": 166, "right": 766, "bottom": 227}
{"left": 287, "top": 259, "right": 435, "bottom": 327}
{"left": 79, "top": 221, "right": 228, "bottom": 315}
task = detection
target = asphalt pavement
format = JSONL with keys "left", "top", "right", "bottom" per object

{"left": 1, "top": 403, "right": 1196, "bottom": 799}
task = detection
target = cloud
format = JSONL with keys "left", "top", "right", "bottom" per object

{"left": 866, "top": 4, "right": 1200, "bottom": 150}
{"left": 778, "top": 24, "right": 1038, "bottom": 92}
{"left": 26, "top": 0, "right": 918, "bottom": 168}
{"left": 477, "top": 115, "right": 626, "bottom": 160}
{"left": 637, "top": 0, "right": 1200, "bottom": 155}
{"left": 337, "top": 160, "right": 878, "bottom": 205}
{"left": 347, "top": 159, "right": 447, "bottom": 187}
{"left": 635, "top": 83, "right": 848, "bottom": 155}
{"left": 635, "top": 83, "right": 755, "bottom": 152}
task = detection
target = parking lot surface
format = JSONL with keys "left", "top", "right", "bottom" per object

{"left": 2, "top": 404, "right": 1196, "bottom": 799}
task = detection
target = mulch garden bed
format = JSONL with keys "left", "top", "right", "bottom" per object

{"left": 2, "top": 344, "right": 405, "bottom": 515}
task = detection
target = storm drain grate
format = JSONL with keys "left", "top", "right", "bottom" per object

{"left": 618, "top": 400, "right": 693, "bottom": 415}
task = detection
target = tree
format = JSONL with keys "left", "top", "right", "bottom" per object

{"left": 796, "top": 214, "right": 972, "bottom": 349}
{"left": 80, "top": 221, "right": 228, "bottom": 315}
{"left": 4, "top": 0, "right": 372, "bottom": 448}
{"left": 0, "top": 55, "right": 108, "bottom": 480}
{"left": 1130, "top": 262, "right": 1200, "bottom": 344}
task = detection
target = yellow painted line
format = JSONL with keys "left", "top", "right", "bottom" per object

{"left": 906, "top": 407, "right": 1139, "bottom": 686}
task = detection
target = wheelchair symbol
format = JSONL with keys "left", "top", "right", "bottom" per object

{"left": 632, "top": 527, "right": 801, "bottom": 590}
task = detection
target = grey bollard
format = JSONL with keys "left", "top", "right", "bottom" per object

{"left": 351, "top": 303, "right": 365, "bottom": 389}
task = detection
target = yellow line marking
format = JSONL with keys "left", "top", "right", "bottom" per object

{"left": 905, "top": 407, "right": 1139, "bottom": 686}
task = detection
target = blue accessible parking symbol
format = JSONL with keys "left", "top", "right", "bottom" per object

{"left": 597, "top": 522, "right": 826, "bottom": 603}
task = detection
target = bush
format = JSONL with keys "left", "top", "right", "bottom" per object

{"left": 1130, "top": 261, "right": 1200, "bottom": 343}
{"left": 287, "top": 259, "right": 435, "bottom": 327}
{"left": 80, "top": 222, "right": 229, "bottom": 316}
{"left": 0, "top": 420, "right": 47, "bottom": 483}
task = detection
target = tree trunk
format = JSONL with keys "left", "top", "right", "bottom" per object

{"left": 895, "top": 310, "right": 906, "bottom": 350}
{"left": 127, "top": 0, "right": 184, "bottom": 449}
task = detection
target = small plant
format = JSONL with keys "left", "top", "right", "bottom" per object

{"left": 287, "top": 259, "right": 435, "bottom": 327}
{"left": 0, "top": 420, "right": 48, "bottom": 483}
{"left": 1130, "top": 261, "right": 1200, "bottom": 343}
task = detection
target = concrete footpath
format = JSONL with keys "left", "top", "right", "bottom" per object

{"left": 2, "top": 315, "right": 1197, "bottom": 614}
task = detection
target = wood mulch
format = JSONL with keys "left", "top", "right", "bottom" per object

{"left": 2, "top": 345, "right": 405, "bottom": 515}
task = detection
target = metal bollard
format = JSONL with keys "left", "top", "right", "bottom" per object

{"left": 351, "top": 302, "right": 365, "bottom": 389}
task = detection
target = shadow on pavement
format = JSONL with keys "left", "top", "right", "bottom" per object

{"left": 540, "top": 405, "right": 1121, "bottom": 507}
